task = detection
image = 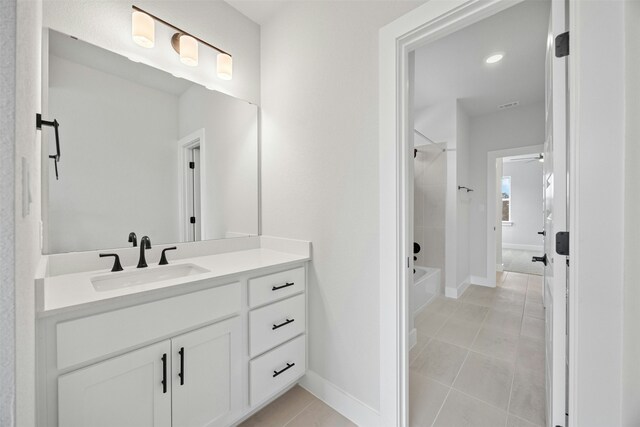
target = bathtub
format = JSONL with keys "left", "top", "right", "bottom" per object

{"left": 412, "top": 266, "right": 442, "bottom": 317}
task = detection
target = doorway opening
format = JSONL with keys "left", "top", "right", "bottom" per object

{"left": 379, "top": 0, "right": 569, "bottom": 425}
{"left": 496, "top": 152, "right": 545, "bottom": 276}
{"left": 178, "top": 129, "right": 205, "bottom": 242}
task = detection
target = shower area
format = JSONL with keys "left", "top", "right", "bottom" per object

{"left": 412, "top": 134, "right": 446, "bottom": 316}
{"left": 410, "top": 99, "right": 472, "bottom": 323}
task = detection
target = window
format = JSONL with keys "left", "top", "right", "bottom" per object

{"left": 501, "top": 176, "right": 511, "bottom": 222}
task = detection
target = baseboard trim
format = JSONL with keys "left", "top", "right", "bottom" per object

{"left": 445, "top": 276, "right": 471, "bottom": 299}
{"left": 503, "top": 243, "right": 543, "bottom": 251}
{"left": 470, "top": 275, "right": 497, "bottom": 287}
{"left": 299, "top": 370, "right": 381, "bottom": 426}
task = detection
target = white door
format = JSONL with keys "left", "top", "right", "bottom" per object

{"left": 542, "top": 1, "right": 569, "bottom": 425}
{"left": 172, "top": 317, "right": 242, "bottom": 427}
{"left": 58, "top": 340, "right": 172, "bottom": 427}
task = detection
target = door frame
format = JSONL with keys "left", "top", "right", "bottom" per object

{"left": 378, "top": 0, "right": 575, "bottom": 424}
{"left": 178, "top": 129, "right": 206, "bottom": 242}
{"left": 486, "top": 145, "right": 544, "bottom": 285}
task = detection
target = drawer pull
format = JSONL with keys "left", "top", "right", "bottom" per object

{"left": 161, "top": 353, "right": 167, "bottom": 393}
{"left": 178, "top": 347, "right": 185, "bottom": 385}
{"left": 272, "top": 282, "right": 295, "bottom": 291}
{"left": 273, "top": 362, "right": 295, "bottom": 378}
{"left": 272, "top": 318, "right": 295, "bottom": 330}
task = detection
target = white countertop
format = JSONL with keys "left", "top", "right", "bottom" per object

{"left": 40, "top": 247, "right": 309, "bottom": 316}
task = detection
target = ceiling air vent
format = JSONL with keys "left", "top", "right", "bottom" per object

{"left": 498, "top": 101, "right": 520, "bottom": 110}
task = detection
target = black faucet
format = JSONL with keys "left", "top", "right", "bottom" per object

{"left": 137, "top": 236, "right": 152, "bottom": 268}
{"left": 128, "top": 232, "right": 137, "bottom": 247}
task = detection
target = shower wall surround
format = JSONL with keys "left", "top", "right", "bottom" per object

{"left": 414, "top": 143, "right": 446, "bottom": 290}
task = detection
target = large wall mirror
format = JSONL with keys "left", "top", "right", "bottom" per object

{"left": 43, "top": 29, "right": 259, "bottom": 254}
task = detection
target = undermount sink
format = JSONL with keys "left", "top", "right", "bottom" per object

{"left": 91, "top": 263, "right": 210, "bottom": 292}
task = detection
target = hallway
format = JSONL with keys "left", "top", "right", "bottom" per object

{"left": 409, "top": 272, "right": 545, "bottom": 426}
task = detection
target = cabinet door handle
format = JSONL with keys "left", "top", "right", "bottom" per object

{"left": 273, "top": 362, "right": 295, "bottom": 378}
{"left": 272, "top": 318, "right": 295, "bottom": 330}
{"left": 178, "top": 347, "right": 185, "bottom": 386}
{"left": 272, "top": 282, "right": 295, "bottom": 291}
{"left": 161, "top": 353, "right": 167, "bottom": 393}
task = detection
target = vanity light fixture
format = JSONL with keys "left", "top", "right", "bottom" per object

{"left": 131, "top": 5, "right": 233, "bottom": 79}
{"left": 131, "top": 10, "right": 155, "bottom": 48}
{"left": 484, "top": 52, "right": 504, "bottom": 64}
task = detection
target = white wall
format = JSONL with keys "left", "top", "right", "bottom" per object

{"left": 0, "top": 0, "right": 43, "bottom": 425}
{"left": 468, "top": 102, "right": 545, "bottom": 280}
{"left": 502, "top": 159, "right": 543, "bottom": 249}
{"left": 178, "top": 85, "right": 258, "bottom": 240}
{"left": 455, "top": 103, "right": 470, "bottom": 290}
{"left": 624, "top": 1, "right": 640, "bottom": 424}
{"left": 47, "top": 54, "right": 180, "bottom": 253}
{"left": 260, "top": 0, "right": 422, "bottom": 412}
{"left": 43, "top": 0, "right": 260, "bottom": 104}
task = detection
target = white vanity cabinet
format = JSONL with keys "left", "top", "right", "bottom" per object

{"left": 38, "top": 254, "right": 309, "bottom": 427}
{"left": 246, "top": 267, "right": 307, "bottom": 407}
{"left": 58, "top": 340, "right": 172, "bottom": 427}
{"left": 58, "top": 317, "right": 241, "bottom": 427}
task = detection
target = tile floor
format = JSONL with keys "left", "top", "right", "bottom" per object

{"left": 239, "top": 385, "right": 355, "bottom": 427}
{"left": 240, "top": 271, "right": 545, "bottom": 427}
{"left": 502, "top": 249, "right": 544, "bottom": 276}
{"left": 409, "top": 271, "right": 545, "bottom": 426}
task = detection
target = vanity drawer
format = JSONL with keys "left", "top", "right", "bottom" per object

{"left": 250, "top": 334, "right": 306, "bottom": 406}
{"left": 248, "top": 267, "right": 305, "bottom": 308}
{"left": 56, "top": 282, "right": 240, "bottom": 370}
{"left": 249, "top": 294, "right": 305, "bottom": 357}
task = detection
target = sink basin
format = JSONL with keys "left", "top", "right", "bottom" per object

{"left": 91, "top": 264, "right": 210, "bottom": 292}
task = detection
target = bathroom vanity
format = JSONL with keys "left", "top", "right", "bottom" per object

{"left": 36, "top": 8, "right": 308, "bottom": 424}
{"left": 36, "top": 237, "right": 310, "bottom": 427}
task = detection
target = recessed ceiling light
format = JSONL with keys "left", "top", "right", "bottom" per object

{"left": 485, "top": 52, "right": 504, "bottom": 64}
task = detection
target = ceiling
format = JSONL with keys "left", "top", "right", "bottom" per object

{"left": 225, "top": 0, "right": 290, "bottom": 25}
{"left": 413, "top": 0, "right": 550, "bottom": 117}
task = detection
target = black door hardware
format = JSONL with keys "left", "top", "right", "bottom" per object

{"left": 555, "top": 31, "right": 569, "bottom": 58}
{"left": 272, "top": 282, "right": 295, "bottom": 291}
{"left": 159, "top": 247, "right": 177, "bottom": 265}
{"left": 556, "top": 232, "right": 570, "bottom": 255}
{"left": 273, "top": 362, "right": 295, "bottom": 378}
{"left": 190, "top": 216, "right": 196, "bottom": 224}
{"left": 161, "top": 353, "right": 167, "bottom": 393}
{"left": 457, "top": 186, "right": 474, "bottom": 192}
{"left": 532, "top": 254, "right": 548, "bottom": 266}
{"left": 99, "top": 253, "right": 123, "bottom": 272}
{"left": 272, "top": 318, "right": 295, "bottom": 330}
{"left": 414, "top": 242, "right": 421, "bottom": 254}
{"left": 36, "top": 113, "right": 61, "bottom": 180}
{"left": 538, "top": 230, "right": 546, "bottom": 236}
{"left": 128, "top": 232, "right": 138, "bottom": 247}
{"left": 178, "top": 347, "right": 185, "bottom": 385}
{"left": 137, "top": 236, "right": 152, "bottom": 268}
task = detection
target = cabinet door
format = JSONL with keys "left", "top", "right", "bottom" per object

{"left": 172, "top": 317, "right": 242, "bottom": 427}
{"left": 58, "top": 340, "right": 171, "bottom": 427}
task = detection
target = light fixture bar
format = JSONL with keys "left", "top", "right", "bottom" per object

{"left": 131, "top": 5, "right": 232, "bottom": 58}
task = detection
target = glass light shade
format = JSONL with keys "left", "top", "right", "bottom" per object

{"left": 217, "top": 53, "right": 233, "bottom": 80}
{"left": 132, "top": 11, "right": 154, "bottom": 48}
{"left": 179, "top": 34, "right": 198, "bottom": 67}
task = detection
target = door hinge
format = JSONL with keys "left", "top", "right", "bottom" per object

{"left": 555, "top": 31, "right": 569, "bottom": 58}
{"left": 556, "top": 231, "right": 569, "bottom": 255}
{"left": 190, "top": 216, "right": 196, "bottom": 224}
{"left": 189, "top": 161, "right": 195, "bottom": 169}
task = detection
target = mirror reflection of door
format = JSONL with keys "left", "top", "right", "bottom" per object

{"left": 186, "top": 146, "right": 201, "bottom": 242}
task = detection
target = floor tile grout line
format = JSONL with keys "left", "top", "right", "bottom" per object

{"left": 429, "top": 385, "right": 453, "bottom": 427}
{"left": 281, "top": 400, "right": 319, "bottom": 427}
